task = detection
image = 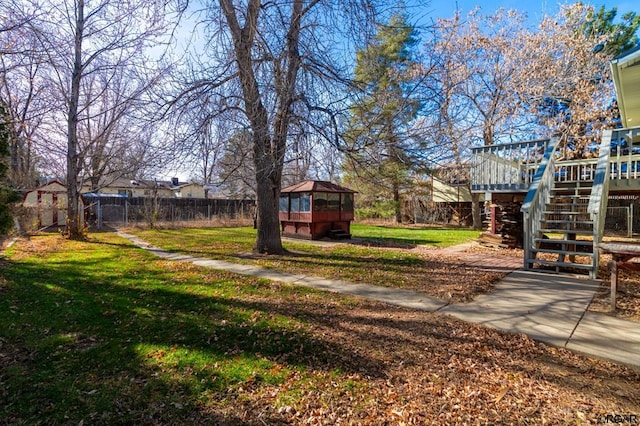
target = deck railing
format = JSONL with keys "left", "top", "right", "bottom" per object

{"left": 587, "top": 130, "right": 613, "bottom": 277}
{"left": 471, "top": 139, "right": 551, "bottom": 192}
{"left": 521, "top": 138, "right": 560, "bottom": 267}
{"left": 553, "top": 158, "right": 597, "bottom": 184}
{"left": 609, "top": 126, "right": 640, "bottom": 181}
{"left": 471, "top": 126, "right": 640, "bottom": 276}
{"left": 471, "top": 126, "right": 640, "bottom": 191}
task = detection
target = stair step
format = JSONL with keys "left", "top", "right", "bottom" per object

{"left": 545, "top": 201, "right": 589, "bottom": 209}
{"left": 539, "top": 228, "right": 593, "bottom": 235}
{"left": 551, "top": 186, "right": 592, "bottom": 194}
{"left": 552, "top": 184, "right": 592, "bottom": 188}
{"left": 530, "top": 248, "right": 594, "bottom": 257}
{"left": 327, "top": 229, "right": 351, "bottom": 239}
{"left": 526, "top": 259, "right": 594, "bottom": 270}
{"left": 544, "top": 210, "right": 589, "bottom": 215}
{"left": 547, "top": 197, "right": 590, "bottom": 202}
{"left": 554, "top": 182, "right": 593, "bottom": 187}
{"left": 549, "top": 190, "right": 590, "bottom": 195}
{"left": 543, "top": 211, "right": 590, "bottom": 215}
{"left": 533, "top": 238, "right": 593, "bottom": 246}
{"left": 543, "top": 219, "right": 593, "bottom": 225}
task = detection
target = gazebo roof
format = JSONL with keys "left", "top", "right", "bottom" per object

{"left": 611, "top": 44, "right": 640, "bottom": 128}
{"left": 281, "top": 180, "right": 355, "bottom": 194}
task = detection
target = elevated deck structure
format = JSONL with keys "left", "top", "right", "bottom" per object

{"left": 471, "top": 126, "right": 640, "bottom": 277}
{"left": 470, "top": 45, "right": 640, "bottom": 278}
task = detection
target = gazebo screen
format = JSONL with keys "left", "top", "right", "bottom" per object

{"left": 279, "top": 192, "right": 311, "bottom": 213}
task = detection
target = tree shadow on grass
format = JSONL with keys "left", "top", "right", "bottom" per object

{"left": 2, "top": 243, "right": 639, "bottom": 424}
{"left": 0, "top": 257, "right": 385, "bottom": 424}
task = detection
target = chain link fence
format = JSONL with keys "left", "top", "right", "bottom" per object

{"left": 83, "top": 196, "right": 255, "bottom": 229}
{"left": 605, "top": 196, "right": 638, "bottom": 237}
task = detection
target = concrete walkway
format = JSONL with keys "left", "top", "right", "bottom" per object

{"left": 119, "top": 232, "right": 640, "bottom": 369}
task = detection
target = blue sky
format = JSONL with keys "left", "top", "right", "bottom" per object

{"left": 411, "top": 1, "right": 637, "bottom": 28}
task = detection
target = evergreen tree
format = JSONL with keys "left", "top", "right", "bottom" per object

{"left": 344, "top": 13, "right": 421, "bottom": 223}
{"left": 584, "top": 5, "right": 640, "bottom": 57}
{"left": 0, "top": 103, "right": 20, "bottom": 235}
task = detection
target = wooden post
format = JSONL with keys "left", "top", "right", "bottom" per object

{"left": 610, "top": 259, "right": 618, "bottom": 312}
{"left": 490, "top": 204, "right": 497, "bottom": 234}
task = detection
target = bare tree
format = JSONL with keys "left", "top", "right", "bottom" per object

{"left": 216, "top": 129, "right": 256, "bottom": 198}
{"left": 16, "top": 0, "right": 179, "bottom": 239}
{"left": 0, "top": 4, "right": 49, "bottom": 189}
{"left": 0, "top": 47, "right": 46, "bottom": 189}
{"left": 521, "top": 3, "right": 618, "bottom": 156}
{"left": 420, "top": 8, "right": 533, "bottom": 229}
{"left": 168, "top": 90, "right": 236, "bottom": 197}
{"left": 78, "top": 67, "right": 170, "bottom": 192}
{"left": 177, "top": 0, "right": 380, "bottom": 254}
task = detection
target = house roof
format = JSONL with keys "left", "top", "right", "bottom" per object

{"left": 611, "top": 44, "right": 640, "bottom": 127}
{"left": 26, "top": 180, "right": 67, "bottom": 192}
{"left": 281, "top": 180, "right": 355, "bottom": 194}
{"left": 83, "top": 177, "right": 186, "bottom": 190}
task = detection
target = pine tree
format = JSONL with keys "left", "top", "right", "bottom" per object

{"left": 344, "top": 13, "right": 421, "bottom": 223}
{"left": 0, "top": 104, "right": 20, "bottom": 235}
{"left": 584, "top": 5, "right": 640, "bottom": 57}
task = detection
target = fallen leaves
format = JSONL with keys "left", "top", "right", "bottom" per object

{"left": 4, "top": 233, "right": 640, "bottom": 425}
{"left": 190, "top": 297, "right": 640, "bottom": 425}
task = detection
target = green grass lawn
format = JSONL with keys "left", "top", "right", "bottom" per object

{"left": 0, "top": 233, "right": 340, "bottom": 424}
{"left": 131, "top": 224, "right": 481, "bottom": 256}
{"left": 350, "top": 223, "right": 481, "bottom": 247}
{"left": 130, "top": 225, "right": 490, "bottom": 301}
{"left": 2, "top": 232, "right": 639, "bottom": 423}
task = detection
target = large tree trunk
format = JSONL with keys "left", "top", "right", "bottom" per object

{"left": 253, "top": 169, "right": 282, "bottom": 253}
{"left": 66, "top": 0, "right": 84, "bottom": 240}
{"left": 220, "top": 0, "right": 302, "bottom": 254}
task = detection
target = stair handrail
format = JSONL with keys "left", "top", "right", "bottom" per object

{"left": 521, "top": 138, "right": 560, "bottom": 269}
{"left": 587, "top": 130, "right": 612, "bottom": 277}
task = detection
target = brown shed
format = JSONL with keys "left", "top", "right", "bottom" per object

{"left": 279, "top": 180, "right": 355, "bottom": 240}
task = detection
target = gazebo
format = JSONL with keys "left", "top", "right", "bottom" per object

{"left": 279, "top": 180, "right": 355, "bottom": 240}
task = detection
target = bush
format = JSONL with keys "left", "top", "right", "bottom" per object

{"left": 355, "top": 201, "right": 398, "bottom": 220}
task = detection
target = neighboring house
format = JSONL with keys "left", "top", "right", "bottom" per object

{"left": 470, "top": 45, "right": 640, "bottom": 278}
{"left": 22, "top": 176, "right": 210, "bottom": 228}
{"left": 22, "top": 180, "right": 84, "bottom": 228}
{"left": 431, "top": 176, "right": 474, "bottom": 203}
{"left": 82, "top": 177, "right": 207, "bottom": 199}
{"left": 419, "top": 173, "right": 485, "bottom": 227}
{"left": 174, "top": 182, "right": 206, "bottom": 199}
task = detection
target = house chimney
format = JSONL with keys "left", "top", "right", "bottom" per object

{"left": 171, "top": 177, "right": 179, "bottom": 186}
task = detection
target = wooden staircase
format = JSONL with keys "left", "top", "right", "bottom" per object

{"left": 526, "top": 181, "right": 595, "bottom": 275}
{"left": 521, "top": 131, "right": 612, "bottom": 279}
